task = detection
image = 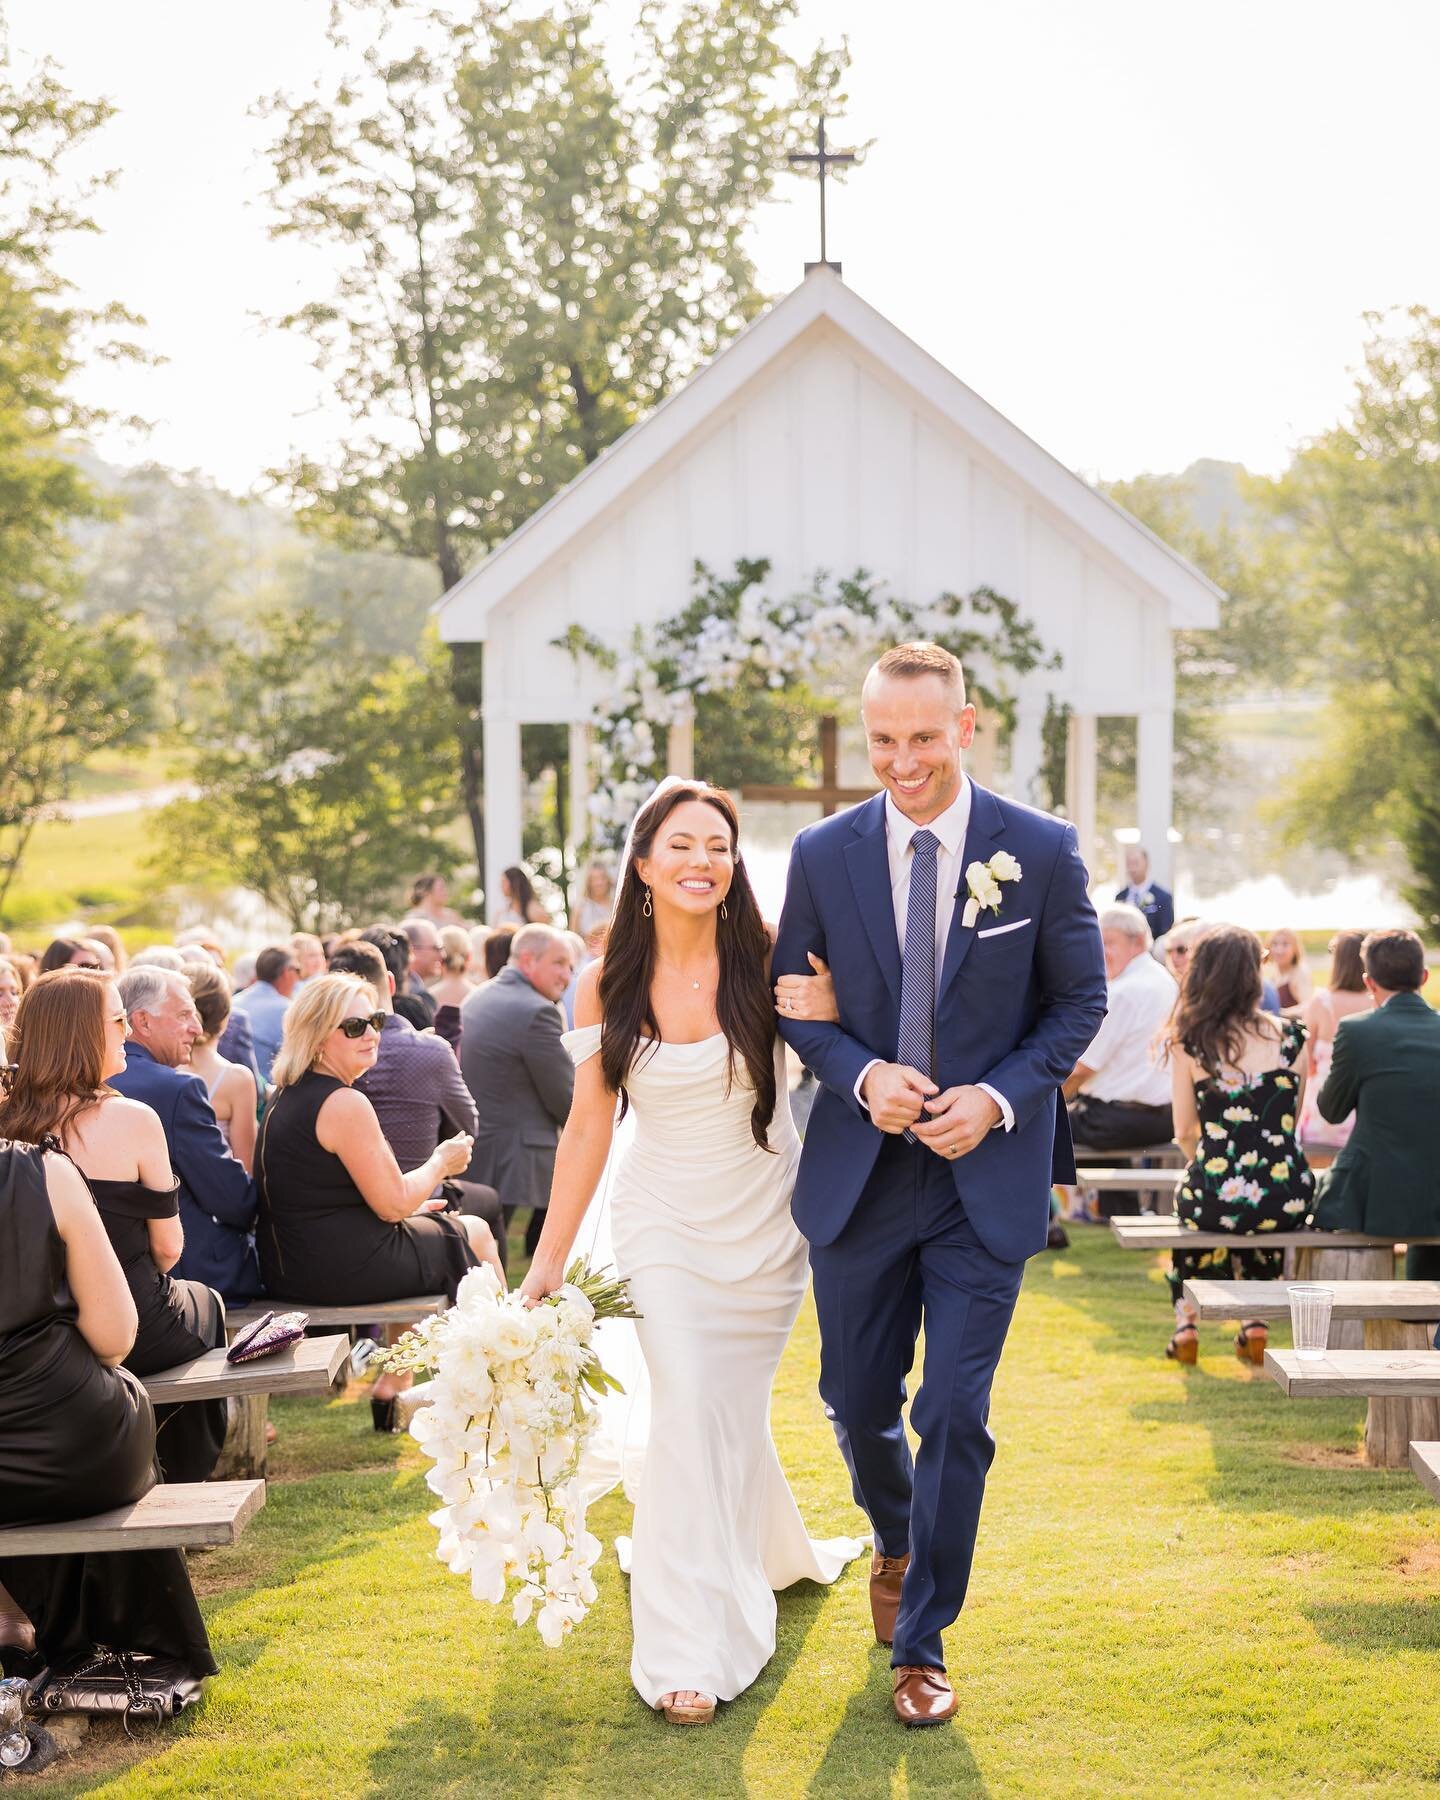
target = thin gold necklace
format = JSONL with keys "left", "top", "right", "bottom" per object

{"left": 656, "top": 952, "right": 715, "bottom": 993}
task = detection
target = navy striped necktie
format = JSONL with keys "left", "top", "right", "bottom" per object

{"left": 897, "top": 828, "right": 939, "bottom": 1143}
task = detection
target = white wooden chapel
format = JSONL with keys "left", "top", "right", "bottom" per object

{"left": 435, "top": 266, "right": 1221, "bottom": 905}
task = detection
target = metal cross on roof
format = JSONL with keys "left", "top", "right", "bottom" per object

{"left": 787, "top": 117, "right": 856, "bottom": 276}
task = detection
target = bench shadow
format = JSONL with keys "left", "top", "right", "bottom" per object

{"left": 1303, "top": 1597, "right": 1440, "bottom": 1654}
{"left": 362, "top": 1702, "right": 482, "bottom": 1797}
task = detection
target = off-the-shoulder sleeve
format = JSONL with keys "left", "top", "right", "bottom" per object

{"left": 562, "top": 1024, "right": 603, "bottom": 1067}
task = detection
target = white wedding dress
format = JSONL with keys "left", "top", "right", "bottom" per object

{"left": 564, "top": 1024, "right": 865, "bottom": 1708}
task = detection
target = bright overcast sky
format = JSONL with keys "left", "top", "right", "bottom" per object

{"left": 9, "top": 0, "right": 1440, "bottom": 494}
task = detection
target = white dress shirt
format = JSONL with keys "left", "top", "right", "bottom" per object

{"left": 854, "top": 779, "right": 1014, "bottom": 1131}
{"left": 1079, "top": 949, "right": 1177, "bottom": 1106}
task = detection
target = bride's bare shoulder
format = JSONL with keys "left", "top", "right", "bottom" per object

{"left": 575, "top": 959, "right": 604, "bottom": 1029}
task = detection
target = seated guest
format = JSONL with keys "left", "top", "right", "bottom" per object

{"left": 1064, "top": 905, "right": 1178, "bottom": 1215}
{"left": 362, "top": 925, "right": 435, "bottom": 1030}
{"left": 255, "top": 973, "right": 501, "bottom": 1313}
{"left": 232, "top": 945, "right": 300, "bottom": 1081}
{"left": 175, "top": 928, "right": 225, "bottom": 967}
{"left": 111, "top": 967, "right": 260, "bottom": 1306}
{"left": 559, "top": 929, "right": 588, "bottom": 1028}
{"left": 1114, "top": 843, "right": 1174, "bottom": 943}
{"left": 428, "top": 926, "right": 477, "bottom": 1054}
{"left": 129, "top": 945, "right": 188, "bottom": 971}
{"left": 86, "top": 924, "right": 127, "bottom": 974}
{"left": 460, "top": 924, "right": 576, "bottom": 1256}
{"left": 216, "top": 997, "right": 262, "bottom": 1086}
{"left": 569, "top": 857, "right": 614, "bottom": 956}
{"left": 0, "top": 957, "right": 19, "bottom": 1039}
{"left": 492, "top": 863, "right": 549, "bottom": 927}
{"left": 38, "top": 937, "right": 103, "bottom": 973}
{"left": 186, "top": 964, "right": 258, "bottom": 1174}
{"left": 1297, "top": 931, "right": 1368, "bottom": 1160}
{"left": 0, "top": 1137, "right": 217, "bottom": 1686}
{"left": 1313, "top": 929, "right": 1440, "bottom": 1279}
{"left": 482, "top": 921, "right": 517, "bottom": 981}
{"left": 0, "top": 970, "right": 227, "bottom": 1483}
{"left": 1264, "top": 927, "right": 1314, "bottom": 1014}
{"left": 410, "top": 872, "right": 462, "bottom": 927}
{"left": 1163, "top": 925, "right": 1313, "bottom": 1364}
{"left": 290, "top": 932, "right": 327, "bottom": 983}
{"left": 400, "top": 916, "right": 445, "bottom": 1000}
{"left": 329, "top": 941, "right": 504, "bottom": 1270}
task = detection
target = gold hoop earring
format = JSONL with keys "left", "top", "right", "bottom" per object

{"left": 720, "top": 900, "right": 728, "bottom": 920}
{"left": 642, "top": 887, "right": 653, "bottom": 918}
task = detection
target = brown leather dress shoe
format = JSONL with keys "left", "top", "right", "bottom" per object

{"left": 869, "top": 1550, "right": 910, "bottom": 1647}
{"left": 892, "top": 1665, "right": 958, "bottom": 1727}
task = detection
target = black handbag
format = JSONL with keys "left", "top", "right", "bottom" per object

{"left": 28, "top": 1650, "right": 204, "bottom": 1735}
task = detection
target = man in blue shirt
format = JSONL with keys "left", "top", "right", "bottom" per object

{"left": 112, "top": 965, "right": 261, "bottom": 1303}
{"left": 232, "top": 945, "right": 300, "bottom": 1081}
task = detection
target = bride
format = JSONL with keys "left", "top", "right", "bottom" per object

{"left": 520, "top": 778, "right": 863, "bottom": 1725}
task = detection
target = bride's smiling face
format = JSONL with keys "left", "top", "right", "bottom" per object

{"left": 635, "top": 799, "right": 736, "bottom": 919}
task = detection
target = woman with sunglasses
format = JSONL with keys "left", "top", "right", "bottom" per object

{"left": 0, "top": 968, "right": 227, "bottom": 1483}
{"left": 255, "top": 974, "right": 500, "bottom": 1328}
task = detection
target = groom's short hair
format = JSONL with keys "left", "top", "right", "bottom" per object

{"left": 866, "top": 642, "right": 966, "bottom": 708}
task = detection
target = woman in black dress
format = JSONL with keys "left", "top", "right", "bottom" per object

{"left": 256, "top": 973, "right": 500, "bottom": 1303}
{"left": 1163, "top": 925, "right": 1315, "bottom": 1366}
{"left": 0, "top": 970, "right": 225, "bottom": 1483}
{"left": 0, "top": 1139, "right": 216, "bottom": 1681}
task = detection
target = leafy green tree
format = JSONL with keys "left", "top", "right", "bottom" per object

{"left": 259, "top": 0, "right": 849, "bottom": 876}
{"left": 0, "top": 43, "right": 155, "bottom": 919}
{"left": 153, "top": 613, "right": 462, "bottom": 932}
{"left": 1396, "top": 674, "right": 1440, "bottom": 930}
{"left": 1264, "top": 307, "right": 1440, "bottom": 857}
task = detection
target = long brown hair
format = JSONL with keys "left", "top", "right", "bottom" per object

{"left": 599, "top": 783, "right": 777, "bottom": 1149}
{"left": 1167, "top": 924, "right": 1277, "bottom": 1079}
{"left": 1328, "top": 930, "right": 1365, "bottom": 994}
{"left": 0, "top": 968, "right": 112, "bottom": 1145}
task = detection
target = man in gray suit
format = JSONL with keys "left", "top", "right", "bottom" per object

{"left": 460, "top": 924, "right": 577, "bottom": 1257}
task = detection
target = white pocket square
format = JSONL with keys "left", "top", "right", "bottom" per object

{"left": 976, "top": 917, "right": 1032, "bottom": 939}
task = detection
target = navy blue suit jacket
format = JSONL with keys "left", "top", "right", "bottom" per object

{"left": 217, "top": 1010, "right": 261, "bottom": 1084}
{"left": 109, "top": 1045, "right": 262, "bottom": 1302}
{"left": 774, "top": 785, "right": 1108, "bottom": 1263}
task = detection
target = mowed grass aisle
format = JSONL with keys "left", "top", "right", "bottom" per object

{"left": 43, "top": 1230, "right": 1440, "bottom": 1798}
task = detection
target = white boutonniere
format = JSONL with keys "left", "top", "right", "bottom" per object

{"left": 961, "top": 851, "right": 1022, "bottom": 929}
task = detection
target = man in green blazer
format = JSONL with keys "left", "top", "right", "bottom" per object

{"left": 1313, "top": 928, "right": 1440, "bottom": 1277}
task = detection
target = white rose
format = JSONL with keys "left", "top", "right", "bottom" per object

{"left": 988, "top": 850, "right": 1022, "bottom": 883}
{"left": 484, "top": 1307, "right": 539, "bottom": 1362}
{"left": 966, "top": 862, "right": 1002, "bottom": 910}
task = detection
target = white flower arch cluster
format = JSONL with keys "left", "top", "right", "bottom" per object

{"left": 555, "top": 560, "right": 1054, "bottom": 846}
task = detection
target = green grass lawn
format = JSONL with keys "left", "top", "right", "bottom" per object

{"left": 2, "top": 811, "right": 160, "bottom": 934}
{"left": 31, "top": 1227, "right": 1440, "bottom": 1798}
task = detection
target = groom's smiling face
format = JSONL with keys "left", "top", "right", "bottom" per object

{"left": 862, "top": 672, "right": 976, "bottom": 825}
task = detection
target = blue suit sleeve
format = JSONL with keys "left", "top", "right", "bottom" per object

{"left": 975, "top": 824, "right": 1108, "bottom": 1129}
{"left": 1152, "top": 887, "right": 1175, "bottom": 941}
{"left": 773, "top": 832, "right": 882, "bottom": 1119}
{"left": 1316, "top": 1017, "right": 1360, "bottom": 1123}
{"left": 171, "top": 1077, "right": 257, "bottom": 1229}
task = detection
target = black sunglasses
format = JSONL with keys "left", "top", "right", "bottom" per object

{"left": 337, "top": 1012, "right": 386, "bottom": 1039}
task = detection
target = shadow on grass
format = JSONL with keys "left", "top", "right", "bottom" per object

{"left": 362, "top": 1703, "right": 482, "bottom": 1797}
{"left": 1304, "top": 1597, "right": 1440, "bottom": 1655}
{"left": 804, "top": 1649, "right": 991, "bottom": 1798}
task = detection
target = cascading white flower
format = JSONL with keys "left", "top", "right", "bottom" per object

{"left": 379, "top": 1262, "right": 638, "bottom": 1647}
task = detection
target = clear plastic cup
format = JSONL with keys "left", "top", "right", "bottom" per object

{"left": 1288, "top": 1283, "right": 1334, "bottom": 1361}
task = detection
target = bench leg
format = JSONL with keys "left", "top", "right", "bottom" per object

{"left": 216, "top": 1395, "right": 270, "bottom": 1481}
{"left": 1362, "top": 1318, "right": 1440, "bottom": 1469}
{"left": 1291, "top": 1246, "right": 1396, "bottom": 1350}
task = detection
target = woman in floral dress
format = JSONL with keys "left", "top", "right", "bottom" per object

{"left": 1162, "top": 925, "right": 1314, "bottom": 1365}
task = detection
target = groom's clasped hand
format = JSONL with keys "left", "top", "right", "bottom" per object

{"left": 859, "top": 1062, "right": 1001, "bottom": 1157}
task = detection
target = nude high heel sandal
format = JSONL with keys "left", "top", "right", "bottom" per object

{"left": 657, "top": 1692, "right": 716, "bottom": 1726}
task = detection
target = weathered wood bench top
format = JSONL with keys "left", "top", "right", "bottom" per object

{"left": 142, "top": 1334, "right": 350, "bottom": 1404}
{"left": 1075, "top": 1168, "right": 1184, "bottom": 1191}
{"left": 1265, "top": 1348, "right": 1440, "bottom": 1398}
{"left": 1112, "top": 1218, "right": 1440, "bottom": 1250}
{"left": 1072, "top": 1143, "right": 1179, "bottom": 1163}
{"left": 1411, "top": 1442, "right": 1440, "bottom": 1501}
{"left": 1184, "top": 1279, "right": 1440, "bottom": 1322}
{"left": 0, "top": 1480, "right": 265, "bottom": 1557}
{"left": 226, "top": 1296, "right": 446, "bottom": 1335}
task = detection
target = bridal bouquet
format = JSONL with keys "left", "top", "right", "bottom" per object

{"left": 378, "top": 1261, "right": 638, "bottom": 1647}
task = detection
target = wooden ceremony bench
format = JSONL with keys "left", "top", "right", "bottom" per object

{"left": 1265, "top": 1348, "right": 1440, "bottom": 1468}
{"left": 142, "top": 1334, "right": 350, "bottom": 1407}
{"left": 0, "top": 1480, "right": 265, "bottom": 1556}
{"left": 1182, "top": 1279, "right": 1440, "bottom": 1325}
{"left": 1411, "top": 1441, "right": 1440, "bottom": 1501}
{"left": 219, "top": 1301, "right": 445, "bottom": 1479}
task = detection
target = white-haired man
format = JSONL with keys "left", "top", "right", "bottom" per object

{"left": 1064, "top": 903, "right": 1179, "bottom": 1214}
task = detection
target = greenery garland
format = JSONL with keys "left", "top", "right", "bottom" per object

{"left": 555, "top": 557, "right": 1057, "bottom": 847}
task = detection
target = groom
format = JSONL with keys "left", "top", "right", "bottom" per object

{"left": 774, "top": 642, "right": 1106, "bottom": 1726}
